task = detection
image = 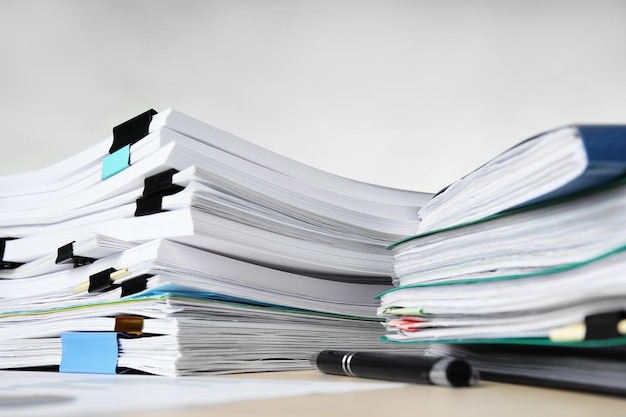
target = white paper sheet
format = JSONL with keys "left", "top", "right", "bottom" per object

{"left": 0, "top": 370, "right": 402, "bottom": 417}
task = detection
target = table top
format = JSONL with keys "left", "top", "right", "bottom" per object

{"left": 123, "top": 370, "right": 626, "bottom": 417}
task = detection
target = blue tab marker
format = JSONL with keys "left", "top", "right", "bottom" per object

{"left": 102, "top": 144, "right": 131, "bottom": 180}
{"left": 60, "top": 332, "right": 119, "bottom": 374}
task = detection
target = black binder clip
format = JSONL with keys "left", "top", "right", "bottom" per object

{"left": 109, "top": 109, "right": 157, "bottom": 154}
{"left": 55, "top": 241, "right": 97, "bottom": 267}
{"left": 134, "top": 169, "right": 184, "bottom": 216}
{"left": 88, "top": 268, "right": 119, "bottom": 293}
{"left": 584, "top": 311, "right": 626, "bottom": 340}
{"left": 134, "top": 195, "right": 165, "bottom": 216}
{"left": 142, "top": 169, "right": 183, "bottom": 197}
{"left": 0, "top": 238, "right": 24, "bottom": 269}
{"left": 83, "top": 272, "right": 151, "bottom": 297}
{"left": 119, "top": 274, "right": 151, "bottom": 297}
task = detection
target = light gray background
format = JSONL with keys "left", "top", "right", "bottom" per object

{"left": 1, "top": 0, "right": 625, "bottom": 192}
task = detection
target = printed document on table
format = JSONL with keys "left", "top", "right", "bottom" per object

{"left": 0, "top": 370, "right": 403, "bottom": 417}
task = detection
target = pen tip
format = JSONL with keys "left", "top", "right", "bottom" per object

{"left": 308, "top": 352, "right": 320, "bottom": 368}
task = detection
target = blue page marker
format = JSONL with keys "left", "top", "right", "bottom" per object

{"left": 102, "top": 145, "right": 131, "bottom": 180}
{"left": 60, "top": 332, "right": 119, "bottom": 374}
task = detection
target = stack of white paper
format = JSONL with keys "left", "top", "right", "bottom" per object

{"left": 0, "top": 108, "right": 432, "bottom": 375}
{"left": 378, "top": 124, "right": 626, "bottom": 348}
{"left": 390, "top": 180, "right": 626, "bottom": 287}
{"left": 415, "top": 125, "right": 626, "bottom": 234}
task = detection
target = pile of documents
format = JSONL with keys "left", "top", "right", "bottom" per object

{"left": 378, "top": 124, "right": 626, "bottom": 395}
{"left": 0, "top": 108, "right": 432, "bottom": 376}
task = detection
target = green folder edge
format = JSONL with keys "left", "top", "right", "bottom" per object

{"left": 381, "top": 177, "right": 626, "bottom": 293}
{"left": 378, "top": 243, "right": 626, "bottom": 295}
{"left": 389, "top": 176, "right": 626, "bottom": 251}
{"left": 0, "top": 291, "right": 382, "bottom": 323}
{"left": 380, "top": 335, "right": 626, "bottom": 348}
{"left": 379, "top": 177, "right": 626, "bottom": 348}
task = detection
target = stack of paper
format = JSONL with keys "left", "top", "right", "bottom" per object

{"left": 390, "top": 179, "right": 626, "bottom": 287}
{"left": 378, "top": 124, "right": 626, "bottom": 394}
{"left": 416, "top": 125, "right": 626, "bottom": 234}
{"left": 0, "top": 109, "right": 432, "bottom": 375}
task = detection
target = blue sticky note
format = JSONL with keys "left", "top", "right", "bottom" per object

{"left": 60, "top": 332, "right": 119, "bottom": 374}
{"left": 101, "top": 145, "right": 131, "bottom": 180}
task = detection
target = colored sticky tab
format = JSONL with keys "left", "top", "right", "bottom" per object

{"left": 60, "top": 332, "right": 119, "bottom": 374}
{"left": 102, "top": 144, "right": 131, "bottom": 180}
{"left": 115, "top": 316, "right": 144, "bottom": 335}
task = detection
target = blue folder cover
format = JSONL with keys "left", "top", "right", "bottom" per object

{"left": 529, "top": 125, "right": 626, "bottom": 205}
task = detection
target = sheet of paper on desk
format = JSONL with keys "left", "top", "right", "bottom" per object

{"left": 0, "top": 370, "right": 403, "bottom": 417}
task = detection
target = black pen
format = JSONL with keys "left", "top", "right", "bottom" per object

{"left": 312, "top": 350, "right": 478, "bottom": 387}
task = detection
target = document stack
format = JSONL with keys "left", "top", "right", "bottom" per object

{"left": 378, "top": 125, "right": 626, "bottom": 395}
{"left": 0, "top": 108, "right": 433, "bottom": 376}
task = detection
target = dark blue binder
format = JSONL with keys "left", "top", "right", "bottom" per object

{"left": 525, "top": 125, "right": 626, "bottom": 206}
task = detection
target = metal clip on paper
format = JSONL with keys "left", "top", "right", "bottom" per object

{"left": 0, "top": 237, "right": 24, "bottom": 269}
{"left": 71, "top": 267, "right": 129, "bottom": 294}
{"left": 101, "top": 109, "right": 157, "bottom": 180}
{"left": 550, "top": 311, "right": 626, "bottom": 342}
{"left": 115, "top": 316, "right": 144, "bottom": 335}
{"left": 72, "top": 269, "right": 151, "bottom": 297}
{"left": 134, "top": 169, "right": 184, "bottom": 216}
{"left": 55, "top": 241, "right": 96, "bottom": 268}
{"left": 109, "top": 109, "right": 157, "bottom": 154}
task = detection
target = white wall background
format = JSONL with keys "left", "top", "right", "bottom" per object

{"left": 0, "top": 0, "right": 625, "bottom": 192}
